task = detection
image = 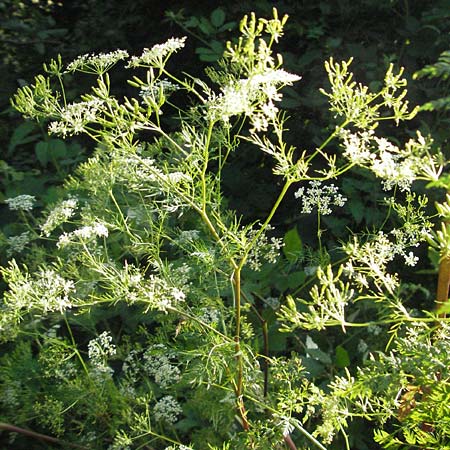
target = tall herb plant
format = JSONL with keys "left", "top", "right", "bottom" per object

{"left": 1, "top": 8, "right": 448, "bottom": 450}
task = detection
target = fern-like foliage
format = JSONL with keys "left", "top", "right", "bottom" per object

{"left": 414, "top": 50, "right": 450, "bottom": 111}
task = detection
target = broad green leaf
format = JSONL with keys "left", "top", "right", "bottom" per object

{"left": 286, "top": 271, "right": 306, "bottom": 289}
{"left": 35, "top": 141, "right": 50, "bottom": 167}
{"left": 283, "top": 226, "right": 302, "bottom": 262}
{"left": 210, "top": 8, "right": 226, "bottom": 28}
{"left": 335, "top": 345, "right": 350, "bottom": 368}
{"left": 8, "top": 121, "right": 39, "bottom": 155}
{"left": 35, "top": 139, "right": 67, "bottom": 167}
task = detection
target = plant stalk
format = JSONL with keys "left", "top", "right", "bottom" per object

{"left": 0, "top": 422, "right": 88, "bottom": 449}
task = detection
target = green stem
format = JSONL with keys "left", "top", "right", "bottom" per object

{"left": 246, "top": 292, "right": 270, "bottom": 397}
{"left": 306, "top": 119, "right": 350, "bottom": 165}
{"left": 201, "top": 121, "right": 215, "bottom": 213}
{"left": 63, "top": 315, "right": 90, "bottom": 376}
{"left": 240, "top": 179, "right": 293, "bottom": 270}
{"left": 57, "top": 73, "right": 67, "bottom": 108}
{"left": 168, "top": 306, "right": 232, "bottom": 341}
{"left": 291, "top": 421, "right": 329, "bottom": 450}
{"left": 317, "top": 211, "right": 323, "bottom": 254}
{"left": 232, "top": 267, "right": 249, "bottom": 430}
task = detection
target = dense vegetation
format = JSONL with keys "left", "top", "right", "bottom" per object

{"left": 1, "top": 1, "right": 450, "bottom": 449}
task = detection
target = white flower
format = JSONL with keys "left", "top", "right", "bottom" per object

{"left": 66, "top": 50, "right": 129, "bottom": 74}
{"left": 56, "top": 233, "right": 71, "bottom": 249}
{"left": 153, "top": 395, "right": 182, "bottom": 424}
{"left": 199, "top": 307, "right": 221, "bottom": 324}
{"left": 91, "top": 222, "right": 109, "bottom": 237}
{"left": 246, "top": 225, "right": 284, "bottom": 271}
{"left": 127, "top": 37, "right": 187, "bottom": 68}
{"left": 143, "top": 345, "right": 180, "bottom": 389}
{"left": 88, "top": 331, "right": 116, "bottom": 376}
{"left": 294, "top": 181, "right": 347, "bottom": 215}
{"left": 38, "top": 270, "right": 75, "bottom": 313}
{"left": 4, "top": 267, "right": 76, "bottom": 314}
{"left": 57, "top": 222, "right": 109, "bottom": 248}
{"left": 261, "top": 101, "right": 278, "bottom": 120}
{"left": 171, "top": 287, "right": 186, "bottom": 302}
{"left": 49, "top": 99, "right": 104, "bottom": 137}
{"left": 339, "top": 130, "right": 436, "bottom": 192}
{"left": 250, "top": 113, "right": 269, "bottom": 132}
{"left": 5, "top": 194, "right": 36, "bottom": 211}
{"left": 207, "top": 68, "right": 300, "bottom": 126}
{"left": 166, "top": 172, "right": 191, "bottom": 184}
{"left": 339, "top": 129, "right": 374, "bottom": 164}
{"left": 7, "top": 232, "right": 31, "bottom": 257}
{"left": 404, "top": 251, "right": 419, "bottom": 267}
{"left": 88, "top": 331, "right": 116, "bottom": 360}
{"left": 176, "top": 230, "right": 201, "bottom": 244}
{"left": 263, "top": 297, "right": 280, "bottom": 310}
{"left": 41, "top": 197, "right": 78, "bottom": 236}
{"left": 251, "top": 69, "right": 301, "bottom": 86}
{"left": 139, "top": 79, "right": 179, "bottom": 102}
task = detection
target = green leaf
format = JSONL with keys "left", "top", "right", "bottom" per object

{"left": 35, "top": 141, "right": 50, "bottom": 167}
{"left": 349, "top": 198, "right": 364, "bottom": 223}
{"left": 335, "top": 345, "right": 350, "bottom": 368}
{"left": 35, "top": 139, "right": 67, "bottom": 167}
{"left": 209, "top": 39, "right": 224, "bottom": 53}
{"left": 210, "top": 8, "right": 226, "bottom": 28}
{"left": 283, "top": 227, "right": 302, "bottom": 262}
{"left": 195, "top": 47, "right": 221, "bottom": 62}
{"left": 306, "top": 337, "right": 331, "bottom": 364}
{"left": 8, "top": 121, "right": 39, "bottom": 155}
{"left": 286, "top": 271, "right": 306, "bottom": 289}
{"left": 198, "top": 17, "right": 214, "bottom": 35}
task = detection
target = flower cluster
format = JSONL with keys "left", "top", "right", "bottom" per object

{"left": 113, "top": 153, "right": 192, "bottom": 211}
{"left": 321, "top": 58, "right": 418, "bottom": 129}
{"left": 207, "top": 69, "right": 300, "bottom": 131}
{"left": 153, "top": 395, "right": 183, "bottom": 424}
{"left": 11, "top": 74, "right": 60, "bottom": 120}
{"left": 294, "top": 181, "right": 347, "bottom": 215}
{"left": 343, "top": 233, "right": 400, "bottom": 293}
{"left": 127, "top": 37, "right": 187, "bottom": 68}
{"left": 246, "top": 225, "right": 284, "bottom": 271}
{"left": 48, "top": 98, "right": 104, "bottom": 137}
{"left": 65, "top": 49, "right": 129, "bottom": 74}
{"left": 39, "top": 339, "right": 78, "bottom": 381}
{"left": 40, "top": 197, "right": 78, "bottom": 236}
{"left": 343, "top": 194, "right": 431, "bottom": 292}
{"left": 108, "top": 431, "right": 133, "bottom": 450}
{"left": 57, "top": 221, "right": 108, "bottom": 248}
{"left": 339, "top": 129, "right": 440, "bottom": 191}
{"left": 139, "top": 79, "right": 179, "bottom": 106}
{"left": 143, "top": 344, "right": 181, "bottom": 389}
{"left": 36, "top": 269, "right": 76, "bottom": 312}
{"left": 7, "top": 231, "right": 31, "bottom": 257}
{"left": 175, "top": 229, "right": 201, "bottom": 245}
{"left": 1, "top": 380, "right": 21, "bottom": 409}
{"left": 164, "top": 446, "right": 192, "bottom": 450}
{"left": 5, "top": 194, "right": 36, "bottom": 211}
{"left": 88, "top": 331, "right": 117, "bottom": 376}
{"left": 199, "top": 307, "right": 221, "bottom": 324}
{"left": 2, "top": 263, "right": 75, "bottom": 318}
